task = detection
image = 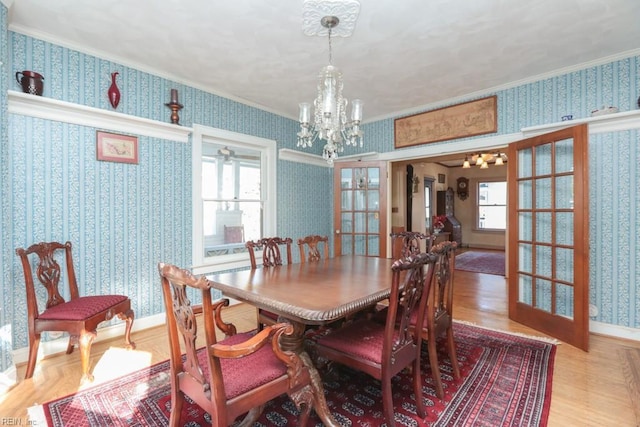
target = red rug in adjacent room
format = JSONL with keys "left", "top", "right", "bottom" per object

{"left": 455, "top": 250, "right": 506, "bottom": 276}
{"left": 30, "top": 323, "right": 555, "bottom": 427}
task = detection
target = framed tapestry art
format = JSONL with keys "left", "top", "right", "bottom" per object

{"left": 394, "top": 96, "right": 497, "bottom": 148}
{"left": 96, "top": 131, "right": 138, "bottom": 164}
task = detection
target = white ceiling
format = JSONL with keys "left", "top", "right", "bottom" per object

{"left": 6, "top": 0, "right": 640, "bottom": 123}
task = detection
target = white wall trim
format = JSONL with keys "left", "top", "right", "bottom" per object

{"left": 8, "top": 90, "right": 193, "bottom": 142}
{"left": 278, "top": 148, "right": 380, "bottom": 167}
{"left": 378, "top": 132, "right": 522, "bottom": 162}
{"left": 590, "top": 320, "right": 640, "bottom": 342}
{"left": 522, "top": 109, "right": 640, "bottom": 137}
{"left": 10, "top": 312, "right": 166, "bottom": 367}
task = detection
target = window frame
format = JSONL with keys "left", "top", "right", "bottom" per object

{"left": 192, "top": 124, "right": 276, "bottom": 274}
{"left": 475, "top": 178, "right": 507, "bottom": 231}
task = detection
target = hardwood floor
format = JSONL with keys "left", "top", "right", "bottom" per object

{"left": 1, "top": 269, "right": 639, "bottom": 426}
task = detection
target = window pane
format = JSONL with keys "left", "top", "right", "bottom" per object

{"left": 478, "top": 181, "right": 506, "bottom": 229}
{"left": 478, "top": 206, "right": 506, "bottom": 229}
{"left": 518, "top": 148, "right": 533, "bottom": 178}
{"left": 203, "top": 201, "right": 262, "bottom": 258}
{"left": 555, "top": 138, "right": 574, "bottom": 174}
{"left": 196, "top": 135, "right": 272, "bottom": 269}
{"left": 535, "top": 143, "right": 552, "bottom": 176}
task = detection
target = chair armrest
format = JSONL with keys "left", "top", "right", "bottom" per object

{"left": 211, "top": 323, "right": 307, "bottom": 387}
{"left": 192, "top": 299, "right": 238, "bottom": 337}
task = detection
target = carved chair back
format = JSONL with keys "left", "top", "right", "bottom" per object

{"left": 246, "top": 237, "right": 293, "bottom": 269}
{"left": 297, "top": 235, "right": 329, "bottom": 262}
{"left": 390, "top": 231, "right": 435, "bottom": 259}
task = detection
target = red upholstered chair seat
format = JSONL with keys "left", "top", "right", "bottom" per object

{"left": 39, "top": 295, "right": 129, "bottom": 320}
{"left": 197, "top": 332, "right": 289, "bottom": 400}
{"left": 315, "top": 319, "right": 400, "bottom": 364}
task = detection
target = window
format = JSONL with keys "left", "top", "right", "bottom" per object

{"left": 477, "top": 180, "right": 507, "bottom": 230}
{"left": 192, "top": 125, "right": 276, "bottom": 274}
{"left": 424, "top": 178, "right": 434, "bottom": 230}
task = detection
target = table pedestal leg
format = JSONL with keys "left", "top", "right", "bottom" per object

{"left": 279, "top": 318, "right": 340, "bottom": 427}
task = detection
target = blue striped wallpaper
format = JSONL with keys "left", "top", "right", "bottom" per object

{"left": 0, "top": 10, "right": 638, "bottom": 373}
{"left": 1, "top": 4, "right": 12, "bottom": 375}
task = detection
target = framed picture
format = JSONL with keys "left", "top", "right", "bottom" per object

{"left": 96, "top": 131, "right": 138, "bottom": 164}
{"left": 394, "top": 95, "right": 497, "bottom": 148}
{"left": 438, "top": 173, "right": 446, "bottom": 183}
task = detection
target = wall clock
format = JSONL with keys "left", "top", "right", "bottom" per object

{"left": 457, "top": 177, "right": 469, "bottom": 200}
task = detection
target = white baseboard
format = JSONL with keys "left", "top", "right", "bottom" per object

{"left": 590, "top": 320, "right": 640, "bottom": 342}
{"left": 467, "top": 244, "right": 505, "bottom": 251}
{"left": 10, "top": 312, "right": 167, "bottom": 367}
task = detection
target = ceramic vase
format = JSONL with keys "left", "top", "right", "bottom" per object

{"left": 108, "top": 72, "right": 121, "bottom": 109}
{"left": 16, "top": 70, "right": 44, "bottom": 96}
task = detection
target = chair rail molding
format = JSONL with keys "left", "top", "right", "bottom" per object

{"left": 7, "top": 90, "right": 193, "bottom": 142}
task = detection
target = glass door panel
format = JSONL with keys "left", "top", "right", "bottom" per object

{"left": 334, "top": 161, "right": 387, "bottom": 257}
{"left": 508, "top": 124, "right": 589, "bottom": 350}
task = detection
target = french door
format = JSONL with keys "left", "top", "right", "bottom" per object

{"left": 508, "top": 124, "right": 590, "bottom": 350}
{"left": 333, "top": 161, "right": 388, "bottom": 257}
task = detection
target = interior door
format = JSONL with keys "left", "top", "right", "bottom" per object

{"left": 508, "top": 124, "right": 589, "bottom": 350}
{"left": 333, "top": 161, "right": 388, "bottom": 257}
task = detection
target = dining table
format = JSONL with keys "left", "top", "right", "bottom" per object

{"left": 207, "top": 255, "right": 398, "bottom": 427}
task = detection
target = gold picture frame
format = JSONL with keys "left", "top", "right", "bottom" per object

{"left": 96, "top": 131, "right": 138, "bottom": 164}
{"left": 394, "top": 95, "right": 497, "bottom": 148}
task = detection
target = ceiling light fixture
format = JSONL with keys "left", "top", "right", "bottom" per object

{"left": 464, "top": 152, "right": 507, "bottom": 168}
{"left": 462, "top": 156, "right": 471, "bottom": 169}
{"left": 297, "top": 14, "right": 363, "bottom": 165}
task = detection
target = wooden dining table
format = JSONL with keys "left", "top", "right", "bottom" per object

{"left": 207, "top": 255, "right": 397, "bottom": 427}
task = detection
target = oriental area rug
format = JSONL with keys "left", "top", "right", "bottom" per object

{"left": 29, "top": 323, "right": 555, "bottom": 427}
{"left": 455, "top": 250, "right": 506, "bottom": 276}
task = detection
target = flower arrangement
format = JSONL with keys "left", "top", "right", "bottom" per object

{"left": 432, "top": 215, "right": 447, "bottom": 230}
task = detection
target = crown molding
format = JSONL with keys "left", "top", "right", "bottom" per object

{"left": 8, "top": 90, "right": 192, "bottom": 142}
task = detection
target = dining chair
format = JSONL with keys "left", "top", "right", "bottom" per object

{"left": 246, "top": 237, "right": 293, "bottom": 329}
{"left": 15, "top": 241, "right": 135, "bottom": 382}
{"left": 297, "top": 234, "right": 329, "bottom": 262}
{"left": 390, "top": 231, "right": 435, "bottom": 259}
{"left": 410, "top": 240, "right": 460, "bottom": 398}
{"left": 314, "top": 252, "right": 438, "bottom": 427}
{"left": 157, "top": 263, "right": 313, "bottom": 426}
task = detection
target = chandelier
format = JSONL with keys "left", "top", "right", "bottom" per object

{"left": 297, "top": 15, "right": 363, "bottom": 165}
{"left": 463, "top": 152, "right": 506, "bottom": 169}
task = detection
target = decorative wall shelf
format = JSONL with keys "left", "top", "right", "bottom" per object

{"left": 279, "top": 148, "right": 379, "bottom": 167}
{"left": 522, "top": 109, "right": 640, "bottom": 137}
{"left": 7, "top": 90, "right": 193, "bottom": 143}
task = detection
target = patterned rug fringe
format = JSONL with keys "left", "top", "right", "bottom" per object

{"left": 453, "top": 319, "right": 561, "bottom": 345}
